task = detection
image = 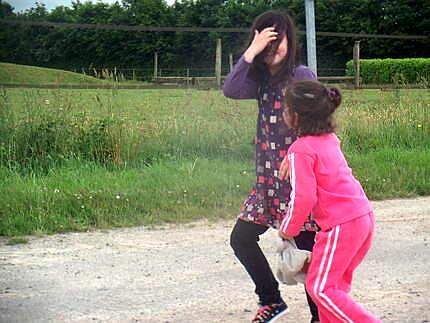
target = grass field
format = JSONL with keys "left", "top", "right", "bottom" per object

{"left": 0, "top": 62, "right": 113, "bottom": 85}
{"left": 0, "top": 87, "right": 429, "bottom": 236}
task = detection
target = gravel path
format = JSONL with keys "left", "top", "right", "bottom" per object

{"left": 1, "top": 197, "right": 429, "bottom": 323}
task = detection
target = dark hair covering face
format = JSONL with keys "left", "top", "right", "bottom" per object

{"left": 247, "top": 10, "right": 298, "bottom": 86}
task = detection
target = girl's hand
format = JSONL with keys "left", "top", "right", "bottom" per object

{"left": 243, "top": 27, "right": 278, "bottom": 63}
{"left": 278, "top": 230, "right": 294, "bottom": 240}
{"left": 278, "top": 156, "right": 290, "bottom": 180}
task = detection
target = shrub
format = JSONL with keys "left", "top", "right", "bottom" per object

{"left": 346, "top": 58, "right": 430, "bottom": 85}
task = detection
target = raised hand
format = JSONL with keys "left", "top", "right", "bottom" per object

{"left": 243, "top": 27, "right": 278, "bottom": 63}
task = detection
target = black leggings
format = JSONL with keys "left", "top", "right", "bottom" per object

{"left": 230, "top": 219, "right": 319, "bottom": 319}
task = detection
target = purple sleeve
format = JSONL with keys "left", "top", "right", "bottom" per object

{"left": 293, "top": 65, "right": 317, "bottom": 81}
{"left": 222, "top": 56, "right": 258, "bottom": 100}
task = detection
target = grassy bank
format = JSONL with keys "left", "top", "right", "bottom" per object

{"left": 0, "top": 62, "right": 111, "bottom": 85}
{"left": 0, "top": 88, "right": 428, "bottom": 236}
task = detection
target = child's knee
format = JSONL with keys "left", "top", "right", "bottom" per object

{"left": 229, "top": 229, "right": 240, "bottom": 251}
{"left": 229, "top": 221, "right": 260, "bottom": 251}
{"left": 305, "top": 280, "right": 318, "bottom": 302}
{"left": 230, "top": 227, "right": 250, "bottom": 251}
{"left": 305, "top": 279, "right": 327, "bottom": 307}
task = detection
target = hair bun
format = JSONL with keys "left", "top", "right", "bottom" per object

{"left": 327, "top": 87, "right": 342, "bottom": 111}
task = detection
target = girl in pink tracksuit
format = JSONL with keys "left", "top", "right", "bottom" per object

{"left": 279, "top": 80, "right": 381, "bottom": 323}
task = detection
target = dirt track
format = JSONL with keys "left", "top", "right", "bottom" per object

{"left": 1, "top": 197, "right": 429, "bottom": 323}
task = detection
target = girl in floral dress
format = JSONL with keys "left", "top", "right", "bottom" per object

{"left": 223, "top": 10, "right": 319, "bottom": 323}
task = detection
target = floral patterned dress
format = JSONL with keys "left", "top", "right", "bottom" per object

{"left": 223, "top": 57, "right": 318, "bottom": 230}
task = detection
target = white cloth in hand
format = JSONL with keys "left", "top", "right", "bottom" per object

{"left": 276, "top": 239, "right": 311, "bottom": 285}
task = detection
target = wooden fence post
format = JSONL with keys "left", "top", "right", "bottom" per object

{"left": 215, "top": 38, "right": 222, "bottom": 88}
{"left": 229, "top": 53, "right": 233, "bottom": 72}
{"left": 353, "top": 41, "right": 360, "bottom": 89}
{"left": 153, "top": 52, "right": 158, "bottom": 80}
{"left": 186, "top": 68, "right": 190, "bottom": 87}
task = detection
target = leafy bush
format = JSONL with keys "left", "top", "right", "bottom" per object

{"left": 346, "top": 58, "right": 430, "bottom": 85}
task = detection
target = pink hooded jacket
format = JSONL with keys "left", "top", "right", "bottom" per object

{"left": 280, "top": 133, "right": 372, "bottom": 237}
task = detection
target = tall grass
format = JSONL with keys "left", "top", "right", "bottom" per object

{"left": 337, "top": 89, "right": 429, "bottom": 199}
{"left": 339, "top": 89, "right": 429, "bottom": 152}
{"left": 0, "top": 89, "right": 128, "bottom": 173}
{"left": 0, "top": 88, "right": 255, "bottom": 172}
{"left": 0, "top": 88, "right": 428, "bottom": 236}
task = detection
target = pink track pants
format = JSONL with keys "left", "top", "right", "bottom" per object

{"left": 306, "top": 212, "right": 381, "bottom": 323}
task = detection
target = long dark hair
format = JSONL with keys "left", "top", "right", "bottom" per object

{"left": 247, "top": 10, "right": 298, "bottom": 86}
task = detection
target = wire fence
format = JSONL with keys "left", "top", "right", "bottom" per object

{"left": 1, "top": 19, "right": 427, "bottom": 89}
{"left": 0, "top": 65, "right": 348, "bottom": 86}
{"left": 72, "top": 67, "right": 238, "bottom": 82}
{"left": 71, "top": 66, "right": 348, "bottom": 82}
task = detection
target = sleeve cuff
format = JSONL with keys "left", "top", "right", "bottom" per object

{"left": 239, "top": 55, "right": 252, "bottom": 65}
{"left": 281, "top": 223, "right": 303, "bottom": 237}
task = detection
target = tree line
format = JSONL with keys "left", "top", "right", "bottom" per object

{"left": 0, "top": 0, "right": 429, "bottom": 75}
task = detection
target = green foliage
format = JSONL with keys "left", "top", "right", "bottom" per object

{"left": 0, "top": 158, "right": 252, "bottom": 235}
{"left": 0, "top": 0, "right": 428, "bottom": 73}
{"left": 6, "top": 237, "right": 28, "bottom": 244}
{"left": 346, "top": 58, "right": 430, "bottom": 84}
{"left": 0, "top": 88, "right": 429, "bottom": 236}
{"left": 75, "top": 117, "right": 124, "bottom": 165}
{"left": 0, "top": 0, "right": 13, "bottom": 18}
{"left": 338, "top": 89, "right": 429, "bottom": 152}
{"left": 347, "top": 148, "right": 430, "bottom": 200}
{"left": 0, "top": 89, "right": 127, "bottom": 173}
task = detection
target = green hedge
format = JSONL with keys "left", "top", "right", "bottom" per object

{"left": 346, "top": 58, "right": 430, "bottom": 84}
